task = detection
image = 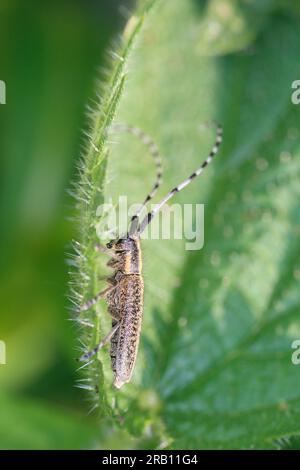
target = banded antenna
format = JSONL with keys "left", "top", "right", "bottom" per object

{"left": 110, "top": 123, "right": 163, "bottom": 234}
{"left": 136, "top": 121, "right": 223, "bottom": 235}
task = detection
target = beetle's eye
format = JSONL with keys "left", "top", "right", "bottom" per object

{"left": 106, "top": 242, "right": 113, "bottom": 249}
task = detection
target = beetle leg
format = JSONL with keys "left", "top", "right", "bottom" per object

{"left": 80, "top": 285, "right": 116, "bottom": 311}
{"left": 107, "top": 258, "right": 121, "bottom": 268}
{"left": 79, "top": 322, "right": 120, "bottom": 362}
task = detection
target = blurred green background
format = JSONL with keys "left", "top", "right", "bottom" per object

{"left": 1, "top": 0, "right": 300, "bottom": 450}
{"left": 0, "top": 0, "right": 133, "bottom": 449}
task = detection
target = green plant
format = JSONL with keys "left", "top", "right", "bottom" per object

{"left": 74, "top": 0, "right": 300, "bottom": 449}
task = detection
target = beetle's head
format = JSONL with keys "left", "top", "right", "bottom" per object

{"left": 106, "top": 236, "right": 135, "bottom": 251}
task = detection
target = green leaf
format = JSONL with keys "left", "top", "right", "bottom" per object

{"left": 276, "top": 435, "right": 300, "bottom": 450}
{"left": 77, "top": 0, "right": 300, "bottom": 449}
{"left": 192, "top": 0, "right": 300, "bottom": 56}
{"left": 0, "top": 393, "right": 99, "bottom": 449}
{"left": 105, "top": 0, "right": 300, "bottom": 449}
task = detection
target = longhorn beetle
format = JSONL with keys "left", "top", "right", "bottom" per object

{"left": 79, "top": 122, "right": 223, "bottom": 389}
